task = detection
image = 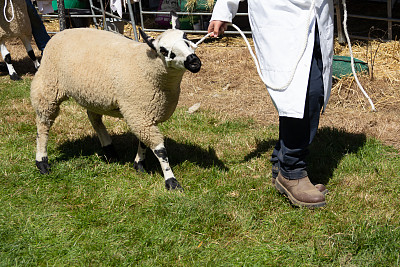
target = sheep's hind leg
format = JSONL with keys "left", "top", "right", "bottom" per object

{"left": 21, "top": 36, "right": 40, "bottom": 70}
{"left": 32, "top": 76, "right": 67, "bottom": 174}
{"left": 0, "top": 43, "right": 21, "bottom": 80}
{"left": 87, "top": 110, "right": 118, "bottom": 162}
{"left": 152, "top": 143, "right": 182, "bottom": 190}
{"left": 36, "top": 120, "right": 51, "bottom": 174}
{"left": 34, "top": 97, "right": 68, "bottom": 174}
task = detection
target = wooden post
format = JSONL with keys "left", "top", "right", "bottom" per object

{"left": 57, "top": 0, "right": 67, "bottom": 31}
{"left": 388, "top": 0, "right": 392, "bottom": 40}
{"left": 335, "top": 0, "right": 345, "bottom": 45}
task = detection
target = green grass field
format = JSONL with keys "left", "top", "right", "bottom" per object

{"left": 0, "top": 77, "right": 399, "bottom": 266}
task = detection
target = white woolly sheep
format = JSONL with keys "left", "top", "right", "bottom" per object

{"left": 30, "top": 22, "right": 202, "bottom": 190}
{"left": 0, "top": 0, "right": 40, "bottom": 80}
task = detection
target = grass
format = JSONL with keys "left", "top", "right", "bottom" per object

{"left": 0, "top": 76, "right": 399, "bottom": 266}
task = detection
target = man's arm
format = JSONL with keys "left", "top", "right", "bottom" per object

{"left": 208, "top": 0, "right": 243, "bottom": 37}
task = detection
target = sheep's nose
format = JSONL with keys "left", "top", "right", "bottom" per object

{"left": 184, "top": 54, "right": 201, "bottom": 73}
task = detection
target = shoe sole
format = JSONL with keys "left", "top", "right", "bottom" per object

{"left": 275, "top": 178, "right": 326, "bottom": 208}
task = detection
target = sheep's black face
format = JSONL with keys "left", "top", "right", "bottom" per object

{"left": 184, "top": 54, "right": 201, "bottom": 73}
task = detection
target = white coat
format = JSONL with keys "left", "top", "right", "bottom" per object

{"left": 211, "top": 0, "right": 334, "bottom": 118}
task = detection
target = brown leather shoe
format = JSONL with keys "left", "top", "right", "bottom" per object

{"left": 314, "top": 184, "right": 328, "bottom": 195}
{"left": 272, "top": 176, "right": 328, "bottom": 195}
{"left": 275, "top": 173, "right": 326, "bottom": 208}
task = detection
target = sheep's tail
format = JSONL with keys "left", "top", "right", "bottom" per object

{"left": 3, "top": 0, "right": 14, "bottom": 23}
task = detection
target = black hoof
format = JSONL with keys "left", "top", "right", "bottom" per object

{"left": 165, "top": 178, "right": 183, "bottom": 191}
{"left": 133, "top": 161, "right": 146, "bottom": 173}
{"left": 36, "top": 157, "right": 50, "bottom": 174}
{"left": 10, "top": 73, "right": 21, "bottom": 81}
{"left": 102, "top": 144, "right": 119, "bottom": 162}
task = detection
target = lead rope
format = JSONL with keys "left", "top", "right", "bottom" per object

{"left": 192, "top": 0, "right": 376, "bottom": 111}
{"left": 342, "top": 0, "right": 376, "bottom": 111}
{"left": 165, "top": 37, "right": 212, "bottom": 67}
{"left": 194, "top": 0, "right": 316, "bottom": 91}
{"left": 3, "top": 0, "right": 14, "bottom": 23}
{"left": 165, "top": 38, "right": 197, "bottom": 67}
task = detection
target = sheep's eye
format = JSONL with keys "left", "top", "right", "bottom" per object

{"left": 160, "top": 47, "right": 176, "bottom": 59}
{"left": 160, "top": 47, "right": 169, "bottom": 56}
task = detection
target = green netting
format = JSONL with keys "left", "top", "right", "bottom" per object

{"left": 52, "top": 0, "right": 88, "bottom": 11}
{"left": 332, "top": 55, "right": 369, "bottom": 78}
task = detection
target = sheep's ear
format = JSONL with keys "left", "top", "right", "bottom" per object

{"left": 170, "top": 11, "right": 180, "bottom": 30}
{"left": 139, "top": 28, "right": 156, "bottom": 51}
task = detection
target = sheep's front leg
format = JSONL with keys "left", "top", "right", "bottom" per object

{"left": 134, "top": 141, "right": 147, "bottom": 173}
{"left": 21, "top": 36, "right": 40, "bottom": 70}
{"left": 127, "top": 120, "right": 182, "bottom": 190}
{"left": 152, "top": 143, "right": 182, "bottom": 190}
{"left": 87, "top": 110, "right": 118, "bottom": 162}
{"left": 134, "top": 141, "right": 181, "bottom": 190}
{"left": 0, "top": 43, "right": 21, "bottom": 80}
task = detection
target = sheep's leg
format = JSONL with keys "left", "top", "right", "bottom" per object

{"left": 32, "top": 75, "right": 68, "bottom": 174}
{"left": 35, "top": 103, "right": 62, "bottom": 174}
{"left": 126, "top": 119, "right": 182, "bottom": 190}
{"left": 20, "top": 36, "right": 40, "bottom": 70}
{"left": 87, "top": 110, "right": 118, "bottom": 162}
{"left": 151, "top": 142, "right": 182, "bottom": 190}
{"left": 35, "top": 119, "right": 51, "bottom": 174}
{"left": 133, "top": 141, "right": 147, "bottom": 173}
{"left": 0, "top": 43, "right": 21, "bottom": 81}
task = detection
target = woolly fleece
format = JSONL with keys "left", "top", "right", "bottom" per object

{"left": 31, "top": 28, "right": 187, "bottom": 149}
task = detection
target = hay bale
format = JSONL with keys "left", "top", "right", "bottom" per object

{"left": 182, "top": 0, "right": 216, "bottom": 12}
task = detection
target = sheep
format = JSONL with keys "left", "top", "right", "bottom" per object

{"left": 0, "top": 0, "right": 40, "bottom": 80}
{"left": 30, "top": 20, "right": 202, "bottom": 190}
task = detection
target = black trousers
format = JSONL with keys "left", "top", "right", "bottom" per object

{"left": 270, "top": 24, "right": 325, "bottom": 180}
{"left": 26, "top": 0, "right": 51, "bottom": 52}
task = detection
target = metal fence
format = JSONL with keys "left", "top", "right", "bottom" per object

{"left": 40, "top": 0, "right": 399, "bottom": 41}
{"left": 139, "top": 0, "right": 400, "bottom": 41}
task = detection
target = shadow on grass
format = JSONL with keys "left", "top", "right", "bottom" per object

{"left": 55, "top": 132, "right": 228, "bottom": 173}
{"left": 0, "top": 57, "right": 39, "bottom": 78}
{"left": 243, "top": 126, "right": 367, "bottom": 185}
{"left": 308, "top": 127, "right": 366, "bottom": 184}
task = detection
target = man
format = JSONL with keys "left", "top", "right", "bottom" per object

{"left": 208, "top": 0, "right": 334, "bottom": 208}
{"left": 25, "top": 0, "right": 51, "bottom": 53}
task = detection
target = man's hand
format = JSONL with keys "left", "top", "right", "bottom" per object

{"left": 208, "top": 20, "right": 229, "bottom": 37}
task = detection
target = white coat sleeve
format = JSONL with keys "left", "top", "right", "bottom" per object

{"left": 210, "top": 0, "right": 243, "bottom": 22}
